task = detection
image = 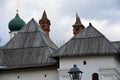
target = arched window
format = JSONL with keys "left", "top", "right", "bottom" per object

{"left": 92, "top": 73, "right": 99, "bottom": 80}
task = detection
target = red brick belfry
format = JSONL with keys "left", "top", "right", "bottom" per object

{"left": 72, "top": 13, "right": 85, "bottom": 35}
{"left": 39, "top": 10, "right": 51, "bottom": 37}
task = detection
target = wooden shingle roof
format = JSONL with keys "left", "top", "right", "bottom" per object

{"left": 51, "top": 23, "right": 119, "bottom": 57}
{"left": 1, "top": 19, "right": 58, "bottom": 67}
{"left": 112, "top": 41, "right": 120, "bottom": 51}
{"left": 0, "top": 50, "right": 4, "bottom": 64}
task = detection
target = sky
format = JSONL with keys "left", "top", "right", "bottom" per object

{"left": 0, "top": 0, "right": 120, "bottom": 46}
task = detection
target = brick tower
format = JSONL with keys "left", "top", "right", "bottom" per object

{"left": 39, "top": 10, "right": 51, "bottom": 37}
{"left": 72, "top": 13, "right": 85, "bottom": 35}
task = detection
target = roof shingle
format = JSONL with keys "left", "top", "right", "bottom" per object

{"left": 51, "top": 23, "right": 119, "bottom": 57}
{"left": 1, "top": 19, "right": 58, "bottom": 67}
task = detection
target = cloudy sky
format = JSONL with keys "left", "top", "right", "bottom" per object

{"left": 0, "top": 0, "right": 120, "bottom": 46}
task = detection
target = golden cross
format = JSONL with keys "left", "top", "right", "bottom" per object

{"left": 16, "top": 0, "right": 19, "bottom": 13}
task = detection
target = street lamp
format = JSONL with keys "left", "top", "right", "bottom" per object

{"left": 68, "top": 64, "right": 83, "bottom": 80}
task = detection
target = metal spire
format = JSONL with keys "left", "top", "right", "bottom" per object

{"left": 76, "top": 8, "right": 79, "bottom": 18}
{"left": 74, "top": 12, "right": 82, "bottom": 25}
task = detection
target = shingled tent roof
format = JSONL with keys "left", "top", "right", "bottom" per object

{"left": 112, "top": 41, "right": 120, "bottom": 51}
{"left": 51, "top": 23, "right": 119, "bottom": 57}
{"left": 0, "top": 50, "right": 4, "bottom": 64}
{"left": 1, "top": 19, "right": 58, "bottom": 67}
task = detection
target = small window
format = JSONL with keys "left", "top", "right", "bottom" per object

{"left": 45, "top": 74, "right": 47, "bottom": 77}
{"left": 18, "top": 75, "right": 20, "bottom": 79}
{"left": 83, "top": 61, "right": 87, "bottom": 65}
{"left": 92, "top": 73, "right": 99, "bottom": 80}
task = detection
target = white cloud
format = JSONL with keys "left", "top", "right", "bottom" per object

{"left": 0, "top": 0, "right": 120, "bottom": 46}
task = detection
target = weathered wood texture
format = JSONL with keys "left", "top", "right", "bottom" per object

{"left": 0, "top": 50, "right": 4, "bottom": 64}
{"left": 51, "top": 24, "right": 119, "bottom": 57}
{"left": 2, "top": 48, "right": 56, "bottom": 66}
{"left": 1, "top": 19, "right": 58, "bottom": 67}
{"left": 112, "top": 41, "right": 120, "bottom": 51}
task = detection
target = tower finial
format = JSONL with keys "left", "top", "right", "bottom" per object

{"left": 76, "top": 8, "right": 78, "bottom": 18}
{"left": 76, "top": 12, "right": 78, "bottom": 18}
{"left": 16, "top": 0, "right": 19, "bottom": 13}
{"left": 74, "top": 12, "right": 81, "bottom": 25}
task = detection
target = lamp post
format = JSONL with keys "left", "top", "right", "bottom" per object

{"left": 68, "top": 64, "right": 83, "bottom": 80}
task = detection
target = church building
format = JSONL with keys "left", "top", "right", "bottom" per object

{"left": 0, "top": 9, "right": 120, "bottom": 80}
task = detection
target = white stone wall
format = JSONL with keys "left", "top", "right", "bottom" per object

{"left": 0, "top": 56, "right": 119, "bottom": 80}
{"left": 99, "top": 68, "right": 120, "bottom": 80}
{"left": 9, "top": 31, "right": 18, "bottom": 39}
{"left": 114, "top": 57, "right": 120, "bottom": 73}
{"left": 59, "top": 56, "right": 120, "bottom": 80}
{"left": 0, "top": 69, "right": 59, "bottom": 80}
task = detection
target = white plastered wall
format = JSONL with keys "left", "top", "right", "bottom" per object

{"left": 59, "top": 56, "right": 120, "bottom": 80}
{"left": 9, "top": 31, "right": 18, "bottom": 39}
{"left": 0, "top": 68, "right": 59, "bottom": 80}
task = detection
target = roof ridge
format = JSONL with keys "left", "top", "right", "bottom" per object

{"left": 2, "top": 46, "right": 54, "bottom": 50}
{"left": 39, "top": 31, "right": 58, "bottom": 50}
{"left": 103, "top": 36, "right": 120, "bottom": 52}
{"left": 71, "top": 36, "right": 103, "bottom": 40}
{"left": 19, "top": 18, "right": 45, "bottom": 34}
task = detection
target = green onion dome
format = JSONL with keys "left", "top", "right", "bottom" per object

{"left": 8, "top": 13, "right": 25, "bottom": 31}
